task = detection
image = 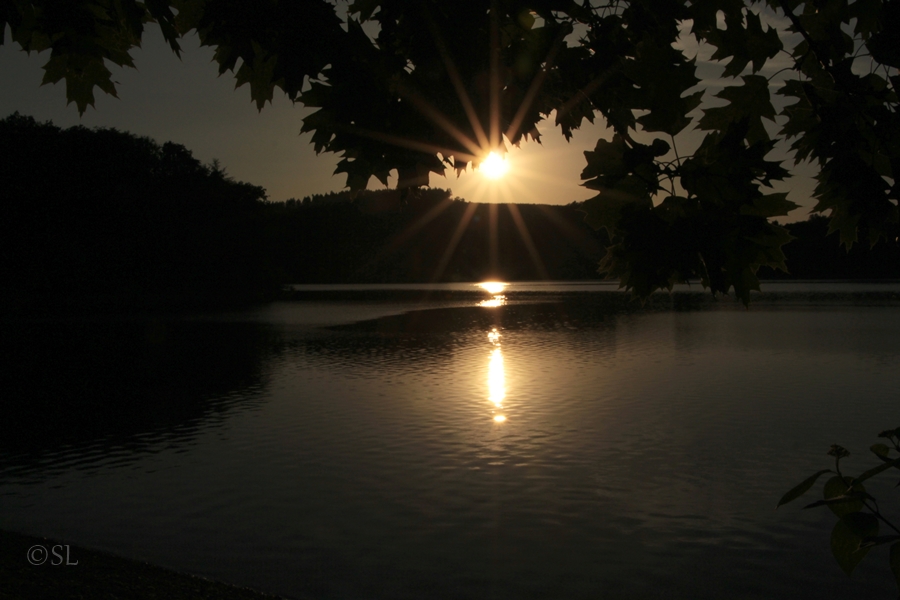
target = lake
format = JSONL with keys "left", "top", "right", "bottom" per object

{"left": 2, "top": 281, "right": 899, "bottom": 599}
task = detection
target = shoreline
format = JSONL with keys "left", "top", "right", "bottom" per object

{"left": 0, "top": 529, "right": 292, "bottom": 600}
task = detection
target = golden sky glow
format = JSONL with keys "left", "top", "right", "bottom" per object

{"left": 446, "top": 128, "right": 590, "bottom": 206}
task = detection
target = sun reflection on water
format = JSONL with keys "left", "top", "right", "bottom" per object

{"left": 477, "top": 281, "right": 508, "bottom": 307}
{"left": 488, "top": 348, "right": 505, "bottom": 406}
{"left": 478, "top": 295, "right": 507, "bottom": 308}
{"left": 487, "top": 328, "right": 506, "bottom": 423}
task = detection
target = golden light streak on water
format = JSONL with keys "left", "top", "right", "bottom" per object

{"left": 488, "top": 343, "right": 507, "bottom": 423}
{"left": 478, "top": 295, "right": 507, "bottom": 308}
{"left": 488, "top": 347, "right": 505, "bottom": 407}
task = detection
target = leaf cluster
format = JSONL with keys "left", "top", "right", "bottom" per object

{"left": 0, "top": 0, "right": 344, "bottom": 113}
{"left": 778, "top": 429, "right": 900, "bottom": 591}
{"left": 576, "top": 0, "right": 896, "bottom": 303}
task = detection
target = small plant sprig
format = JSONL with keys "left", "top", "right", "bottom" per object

{"left": 778, "top": 428, "right": 900, "bottom": 596}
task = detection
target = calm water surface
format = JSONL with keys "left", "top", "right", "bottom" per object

{"left": 1, "top": 282, "right": 899, "bottom": 599}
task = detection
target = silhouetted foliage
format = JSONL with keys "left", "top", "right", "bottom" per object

{"left": 778, "top": 431, "right": 900, "bottom": 595}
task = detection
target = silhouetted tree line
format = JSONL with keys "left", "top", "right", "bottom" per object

{"left": 269, "top": 193, "right": 900, "bottom": 285}
{"left": 759, "top": 216, "right": 900, "bottom": 280}
{"left": 1, "top": 113, "right": 277, "bottom": 312}
{"left": 266, "top": 190, "right": 608, "bottom": 283}
{"left": 2, "top": 114, "right": 897, "bottom": 314}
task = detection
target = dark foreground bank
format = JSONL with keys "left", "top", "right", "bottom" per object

{"left": 0, "top": 530, "right": 289, "bottom": 600}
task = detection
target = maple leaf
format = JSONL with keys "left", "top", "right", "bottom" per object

{"left": 699, "top": 75, "right": 776, "bottom": 145}
{"left": 234, "top": 41, "right": 279, "bottom": 111}
{"left": 706, "top": 10, "right": 782, "bottom": 77}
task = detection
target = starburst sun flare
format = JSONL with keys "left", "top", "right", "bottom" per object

{"left": 480, "top": 152, "right": 509, "bottom": 180}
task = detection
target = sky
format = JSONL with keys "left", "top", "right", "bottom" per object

{"left": 0, "top": 15, "right": 816, "bottom": 220}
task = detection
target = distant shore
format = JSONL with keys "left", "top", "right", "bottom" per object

{"left": 0, "top": 529, "right": 291, "bottom": 600}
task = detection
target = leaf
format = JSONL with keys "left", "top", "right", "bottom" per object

{"left": 732, "top": 266, "right": 761, "bottom": 306}
{"left": 743, "top": 221, "right": 794, "bottom": 274}
{"left": 698, "top": 75, "right": 776, "bottom": 145}
{"left": 830, "top": 514, "right": 877, "bottom": 576}
{"left": 651, "top": 139, "right": 670, "bottom": 157}
{"left": 518, "top": 10, "right": 535, "bottom": 30}
{"left": 777, "top": 469, "right": 831, "bottom": 508}
{"left": 852, "top": 457, "right": 900, "bottom": 486}
{"left": 580, "top": 134, "right": 659, "bottom": 237}
{"left": 849, "top": 0, "right": 882, "bottom": 39}
{"left": 580, "top": 192, "right": 643, "bottom": 235}
{"left": 581, "top": 136, "right": 627, "bottom": 184}
{"left": 871, "top": 443, "right": 891, "bottom": 458}
{"left": 623, "top": 40, "right": 701, "bottom": 135}
{"left": 40, "top": 55, "right": 69, "bottom": 86}
{"left": 688, "top": 0, "right": 745, "bottom": 38}
{"left": 335, "top": 157, "right": 375, "bottom": 192}
{"left": 233, "top": 41, "right": 279, "bottom": 111}
{"left": 803, "top": 494, "right": 870, "bottom": 510}
{"left": 822, "top": 476, "right": 865, "bottom": 518}
{"left": 705, "top": 9, "right": 782, "bottom": 77}
{"left": 637, "top": 90, "right": 703, "bottom": 136}
{"left": 742, "top": 11, "right": 782, "bottom": 73}
{"left": 739, "top": 193, "right": 799, "bottom": 218}
{"left": 869, "top": 22, "right": 900, "bottom": 69}
{"left": 173, "top": 0, "right": 206, "bottom": 33}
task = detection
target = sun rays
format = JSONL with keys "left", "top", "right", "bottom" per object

{"left": 346, "top": 6, "right": 589, "bottom": 284}
{"left": 411, "top": 140, "right": 572, "bottom": 284}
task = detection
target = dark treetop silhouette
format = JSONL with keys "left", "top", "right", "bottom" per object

{"left": 2, "top": 0, "right": 898, "bottom": 304}
{"left": 0, "top": 113, "right": 277, "bottom": 311}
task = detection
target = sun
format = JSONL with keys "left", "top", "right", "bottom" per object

{"left": 480, "top": 152, "right": 509, "bottom": 180}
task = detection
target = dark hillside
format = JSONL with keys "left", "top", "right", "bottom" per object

{"left": 265, "top": 191, "right": 608, "bottom": 283}
{"left": 759, "top": 215, "right": 900, "bottom": 280}
{"left": 0, "top": 113, "right": 275, "bottom": 312}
